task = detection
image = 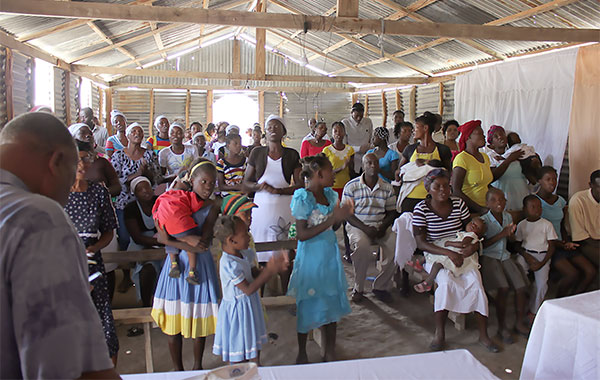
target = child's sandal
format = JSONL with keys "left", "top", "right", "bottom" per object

{"left": 168, "top": 261, "right": 181, "bottom": 278}
{"left": 413, "top": 281, "right": 432, "bottom": 293}
{"left": 406, "top": 260, "right": 424, "bottom": 273}
{"left": 186, "top": 270, "right": 201, "bottom": 285}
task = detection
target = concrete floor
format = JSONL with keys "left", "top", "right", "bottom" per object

{"left": 112, "top": 250, "right": 529, "bottom": 379}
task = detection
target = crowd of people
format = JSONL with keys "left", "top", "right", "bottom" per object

{"left": 1, "top": 102, "right": 598, "bottom": 378}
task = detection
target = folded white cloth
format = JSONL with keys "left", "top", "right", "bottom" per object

{"left": 392, "top": 212, "right": 416, "bottom": 268}
{"left": 396, "top": 162, "right": 435, "bottom": 212}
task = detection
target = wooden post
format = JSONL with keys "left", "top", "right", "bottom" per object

{"left": 232, "top": 38, "right": 241, "bottom": 87}
{"left": 409, "top": 86, "right": 416, "bottom": 122}
{"left": 105, "top": 88, "right": 113, "bottom": 135}
{"left": 148, "top": 89, "right": 154, "bottom": 139}
{"left": 5, "top": 48, "right": 13, "bottom": 121}
{"left": 207, "top": 90, "right": 213, "bottom": 124}
{"left": 278, "top": 92, "right": 283, "bottom": 118}
{"left": 364, "top": 94, "right": 369, "bottom": 117}
{"left": 381, "top": 90, "right": 387, "bottom": 127}
{"left": 438, "top": 82, "right": 444, "bottom": 116}
{"left": 258, "top": 90, "right": 265, "bottom": 128}
{"left": 98, "top": 85, "right": 103, "bottom": 126}
{"left": 395, "top": 89, "right": 401, "bottom": 111}
{"left": 255, "top": 29, "right": 266, "bottom": 80}
{"left": 143, "top": 322, "right": 154, "bottom": 372}
{"left": 185, "top": 89, "right": 191, "bottom": 127}
{"left": 64, "top": 71, "right": 71, "bottom": 125}
{"left": 337, "top": 0, "right": 358, "bottom": 18}
{"left": 351, "top": 93, "right": 358, "bottom": 107}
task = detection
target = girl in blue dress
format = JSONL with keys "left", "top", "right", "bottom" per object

{"left": 288, "top": 154, "right": 353, "bottom": 364}
{"left": 212, "top": 215, "right": 288, "bottom": 363}
{"left": 366, "top": 126, "right": 399, "bottom": 183}
{"left": 151, "top": 159, "right": 221, "bottom": 371}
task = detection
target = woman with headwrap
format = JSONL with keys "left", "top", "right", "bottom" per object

{"left": 412, "top": 168, "right": 497, "bottom": 353}
{"left": 145, "top": 115, "right": 171, "bottom": 153}
{"left": 105, "top": 110, "right": 128, "bottom": 159}
{"left": 111, "top": 122, "right": 162, "bottom": 292}
{"left": 484, "top": 125, "right": 528, "bottom": 212}
{"left": 366, "top": 126, "right": 399, "bottom": 183}
{"left": 69, "top": 123, "right": 122, "bottom": 198}
{"left": 243, "top": 115, "right": 303, "bottom": 291}
{"left": 158, "top": 122, "right": 198, "bottom": 183}
{"left": 452, "top": 120, "right": 493, "bottom": 214}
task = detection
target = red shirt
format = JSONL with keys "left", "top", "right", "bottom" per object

{"left": 300, "top": 139, "right": 332, "bottom": 158}
{"left": 152, "top": 190, "right": 205, "bottom": 235}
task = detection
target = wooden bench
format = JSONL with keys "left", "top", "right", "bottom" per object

{"left": 112, "top": 308, "right": 155, "bottom": 373}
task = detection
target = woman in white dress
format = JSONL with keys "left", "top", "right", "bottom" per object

{"left": 243, "top": 115, "right": 303, "bottom": 291}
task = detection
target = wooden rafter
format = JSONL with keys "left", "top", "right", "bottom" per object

{"left": 73, "top": 64, "right": 442, "bottom": 85}
{"left": 2, "top": 0, "right": 597, "bottom": 42}
{"left": 272, "top": 5, "right": 336, "bottom": 52}
{"left": 332, "top": 0, "right": 583, "bottom": 75}
{"left": 111, "top": 82, "right": 355, "bottom": 93}
{"left": 86, "top": 21, "right": 142, "bottom": 66}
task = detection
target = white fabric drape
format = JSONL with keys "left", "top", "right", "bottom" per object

{"left": 455, "top": 48, "right": 578, "bottom": 175}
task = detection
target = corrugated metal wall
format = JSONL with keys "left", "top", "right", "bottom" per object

{"left": 442, "top": 80, "right": 455, "bottom": 122}
{"left": 113, "top": 89, "right": 152, "bottom": 136}
{"left": 415, "top": 84, "right": 439, "bottom": 117}
{"left": 70, "top": 73, "right": 80, "bottom": 124}
{"left": 11, "top": 52, "right": 33, "bottom": 117}
{"left": 367, "top": 92, "right": 384, "bottom": 128}
{"left": 53, "top": 67, "right": 68, "bottom": 125}
{"left": 264, "top": 92, "right": 280, "bottom": 121}
{"left": 189, "top": 91, "right": 207, "bottom": 126}
{"left": 0, "top": 48, "right": 8, "bottom": 128}
{"left": 91, "top": 84, "right": 101, "bottom": 116}
{"left": 153, "top": 89, "right": 187, "bottom": 123}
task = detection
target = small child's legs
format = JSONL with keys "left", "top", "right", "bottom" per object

{"left": 168, "top": 252, "right": 181, "bottom": 278}
{"left": 186, "top": 253, "right": 200, "bottom": 285}
{"left": 414, "top": 262, "right": 443, "bottom": 293}
{"left": 530, "top": 261, "right": 550, "bottom": 314}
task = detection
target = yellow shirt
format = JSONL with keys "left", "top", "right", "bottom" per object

{"left": 568, "top": 189, "right": 600, "bottom": 241}
{"left": 323, "top": 144, "right": 355, "bottom": 189}
{"left": 406, "top": 147, "right": 441, "bottom": 199}
{"left": 452, "top": 151, "right": 493, "bottom": 207}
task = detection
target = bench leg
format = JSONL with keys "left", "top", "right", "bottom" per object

{"left": 143, "top": 322, "right": 154, "bottom": 373}
{"left": 448, "top": 312, "right": 466, "bottom": 331}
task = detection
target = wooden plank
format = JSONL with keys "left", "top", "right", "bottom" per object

{"left": 5, "top": 48, "right": 14, "bottom": 121}
{"left": 381, "top": 91, "right": 387, "bottom": 127}
{"left": 149, "top": 89, "right": 154, "bottom": 140}
{"left": 278, "top": 92, "right": 283, "bottom": 117}
{"left": 255, "top": 28, "right": 266, "bottom": 80}
{"left": 64, "top": 71, "right": 71, "bottom": 125}
{"left": 258, "top": 90, "right": 265, "bottom": 128}
{"left": 110, "top": 82, "right": 354, "bottom": 93}
{"left": 260, "top": 295, "right": 295, "bottom": 307}
{"left": 206, "top": 90, "right": 213, "bottom": 123}
{"left": 75, "top": 65, "right": 429, "bottom": 84}
{"left": 351, "top": 93, "right": 358, "bottom": 106}
{"left": 409, "top": 85, "right": 416, "bottom": 122}
{"left": 232, "top": 37, "right": 241, "bottom": 86}
{"left": 3, "top": 0, "right": 598, "bottom": 43}
{"left": 185, "top": 89, "right": 190, "bottom": 127}
{"left": 112, "top": 307, "right": 154, "bottom": 323}
{"left": 144, "top": 322, "right": 154, "bottom": 373}
{"left": 105, "top": 88, "right": 113, "bottom": 134}
{"left": 98, "top": 85, "right": 103, "bottom": 126}
{"left": 337, "top": 0, "right": 358, "bottom": 18}
{"left": 438, "top": 82, "right": 444, "bottom": 116}
{"left": 364, "top": 94, "right": 369, "bottom": 116}
{"left": 395, "top": 89, "right": 401, "bottom": 111}
{"left": 103, "top": 248, "right": 166, "bottom": 264}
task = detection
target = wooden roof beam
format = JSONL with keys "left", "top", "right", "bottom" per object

{"left": 73, "top": 64, "right": 431, "bottom": 84}
{"left": 86, "top": 21, "right": 142, "bottom": 66}
{"left": 3, "top": 0, "right": 598, "bottom": 42}
{"left": 337, "top": 0, "right": 358, "bottom": 18}
{"left": 110, "top": 82, "right": 355, "bottom": 93}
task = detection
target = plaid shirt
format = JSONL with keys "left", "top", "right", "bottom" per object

{"left": 342, "top": 174, "right": 396, "bottom": 225}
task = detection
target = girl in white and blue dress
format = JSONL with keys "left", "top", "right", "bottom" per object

{"left": 213, "top": 215, "right": 288, "bottom": 363}
{"left": 288, "top": 154, "right": 353, "bottom": 364}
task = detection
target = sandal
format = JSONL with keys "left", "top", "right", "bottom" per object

{"left": 168, "top": 261, "right": 181, "bottom": 278}
{"left": 406, "top": 260, "right": 424, "bottom": 273}
{"left": 413, "top": 280, "right": 433, "bottom": 293}
{"left": 127, "top": 327, "right": 144, "bottom": 337}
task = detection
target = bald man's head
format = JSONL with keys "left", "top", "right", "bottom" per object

{"left": 0, "top": 113, "right": 78, "bottom": 205}
{"left": 79, "top": 107, "right": 94, "bottom": 128}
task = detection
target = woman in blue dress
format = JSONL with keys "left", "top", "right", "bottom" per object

{"left": 367, "top": 126, "right": 399, "bottom": 183}
{"left": 288, "top": 154, "right": 352, "bottom": 364}
{"left": 151, "top": 159, "right": 221, "bottom": 371}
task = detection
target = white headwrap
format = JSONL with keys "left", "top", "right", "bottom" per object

{"left": 265, "top": 115, "right": 285, "bottom": 128}
{"left": 169, "top": 122, "right": 185, "bottom": 136}
{"left": 130, "top": 176, "right": 151, "bottom": 194}
{"left": 125, "top": 122, "right": 143, "bottom": 137}
{"left": 68, "top": 123, "right": 90, "bottom": 137}
{"left": 110, "top": 109, "right": 126, "bottom": 126}
{"left": 154, "top": 115, "right": 168, "bottom": 130}
{"left": 225, "top": 124, "right": 240, "bottom": 136}
{"left": 192, "top": 132, "right": 204, "bottom": 141}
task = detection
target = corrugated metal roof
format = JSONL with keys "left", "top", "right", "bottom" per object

{"left": 0, "top": 0, "right": 597, "bottom": 87}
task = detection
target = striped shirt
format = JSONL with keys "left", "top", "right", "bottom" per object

{"left": 412, "top": 197, "right": 470, "bottom": 241}
{"left": 342, "top": 174, "right": 395, "bottom": 225}
{"left": 216, "top": 156, "right": 247, "bottom": 196}
{"left": 146, "top": 135, "right": 171, "bottom": 153}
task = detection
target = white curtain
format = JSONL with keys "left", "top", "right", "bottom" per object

{"left": 454, "top": 48, "right": 578, "bottom": 174}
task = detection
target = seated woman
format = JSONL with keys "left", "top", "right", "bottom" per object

{"left": 413, "top": 169, "right": 498, "bottom": 353}
{"left": 64, "top": 140, "right": 119, "bottom": 365}
{"left": 124, "top": 176, "right": 163, "bottom": 307}
{"left": 442, "top": 120, "right": 459, "bottom": 161}
{"left": 452, "top": 120, "right": 493, "bottom": 214}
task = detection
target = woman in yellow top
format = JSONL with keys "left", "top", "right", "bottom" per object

{"left": 452, "top": 120, "right": 493, "bottom": 214}
{"left": 397, "top": 113, "right": 452, "bottom": 213}
{"left": 323, "top": 121, "right": 355, "bottom": 199}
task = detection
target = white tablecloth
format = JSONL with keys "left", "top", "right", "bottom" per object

{"left": 520, "top": 290, "right": 600, "bottom": 380}
{"left": 122, "top": 349, "right": 498, "bottom": 380}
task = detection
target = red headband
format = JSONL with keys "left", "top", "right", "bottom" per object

{"left": 458, "top": 120, "right": 482, "bottom": 152}
{"left": 487, "top": 125, "right": 505, "bottom": 145}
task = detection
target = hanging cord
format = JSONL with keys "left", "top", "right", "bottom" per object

{"left": 378, "top": 18, "right": 385, "bottom": 58}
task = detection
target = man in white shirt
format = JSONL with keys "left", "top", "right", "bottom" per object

{"left": 342, "top": 102, "right": 373, "bottom": 172}
{"left": 79, "top": 107, "right": 109, "bottom": 155}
